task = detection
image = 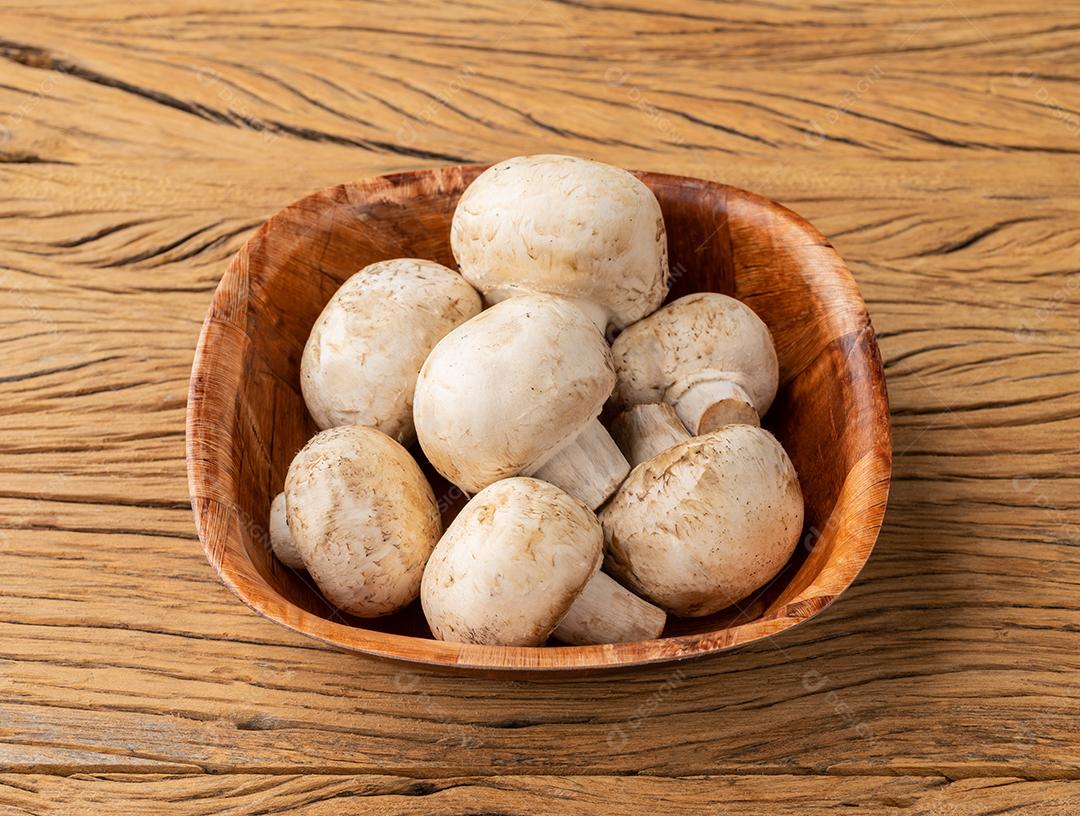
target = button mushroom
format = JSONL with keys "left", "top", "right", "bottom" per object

{"left": 285, "top": 425, "right": 441, "bottom": 617}
{"left": 301, "top": 258, "right": 481, "bottom": 444}
{"left": 422, "top": 478, "right": 601, "bottom": 646}
{"left": 268, "top": 491, "right": 304, "bottom": 569}
{"left": 450, "top": 154, "right": 669, "bottom": 335}
{"left": 422, "top": 477, "right": 663, "bottom": 646}
{"left": 413, "top": 294, "right": 630, "bottom": 509}
{"left": 600, "top": 422, "right": 804, "bottom": 618}
{"left": 610, "top": 292, "right": 779, "bottom": 435}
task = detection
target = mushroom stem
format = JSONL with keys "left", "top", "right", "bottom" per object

{"left": 668, "top": 376, "right": 760, "bottom": 435}
{"left": 269, "top": 492, "right": 305, "bottom": 569}
{"left": 553, "top": 571, "right": 667, "bottom": 645}
{"left": 528, "top": 417, "right": 630, "bottom": 509}
{"left": 564, "top": 296, "right": 612, "bottom": 336}
{"left": 610, "top": 403, "right": 690, "bottom": 468}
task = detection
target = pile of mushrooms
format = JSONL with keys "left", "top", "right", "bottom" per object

{"left": 270, "top": 154, "right": 805, "bottom": 648}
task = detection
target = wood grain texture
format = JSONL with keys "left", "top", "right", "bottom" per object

{"left": 4, "top": 774, "right": 1080, "bottom": 815}
{"left": 1, "top": 0, "right": 1078, "bottom": 811}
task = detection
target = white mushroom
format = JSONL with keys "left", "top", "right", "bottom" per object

{"left": 610, "top": 293, "right": 779, "bottom": 435}
{"left": 422, "top": 478, "right": 600, "bottom": 646}
{"left": 451, "top": 154, "right": 669, "bottom": 335}
{"left": 422, "top": 477, "right": 662, "bottom": 646}
{"left": 285, "top": 425, "right": 441, "bottom": 617}
{"left": 268, "top": 491, "right": 304, "bottom": 569}
{"left": 301, "top": 258, "right": 481, "bottom": 444}
{"left": 600, "top": 423, "right": 804, "bottom": 618}
{"left": 414, "top": 294, "right": 629, "bottom": 509}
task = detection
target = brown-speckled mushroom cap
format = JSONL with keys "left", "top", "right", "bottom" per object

{"left": 284, "top": 425, "right": 441, "bottom": 617}
{"left": 600, "top": 424, "right": 804, "bottom": 617}
{"left": 413, "top": 294, "right": 617, "bottom": 495}
{"left": 450, "top": 155, "right": 669, "bottom": 332}
{"left": 610, "top": 292, "right": 779, "bottom": 431}
{"left": 301, "top": 258, "right": 481, "bottom": 443}
{"left": 421, "top": 478, "right": 603, "bottom": 646}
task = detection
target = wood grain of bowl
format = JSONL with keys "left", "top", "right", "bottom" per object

{"left": 186, "top": 165, "right": 892, "bottom": 674}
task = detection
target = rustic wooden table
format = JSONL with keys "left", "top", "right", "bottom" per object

{"left": 2, "top": 1, "right": 1078, "bottom": 813}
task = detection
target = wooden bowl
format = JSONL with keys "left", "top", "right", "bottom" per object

{"left": 186, "top": 166, "right": 891, "bottom": 674}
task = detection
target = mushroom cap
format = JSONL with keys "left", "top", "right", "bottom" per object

{"left": 301, "top": 258, "right": 481, "bottom": 443}
{"left": 610, "top": 292, "right": 779, "bottom": 416}
{"left": 600, "top": 424, "right": 803, "bottom": 617}
{"left": 284, "top": 425, "right": 441, "bottom": 617}
{"left": 269, "top": 491, "right": 304, "bottom": 569}
{"left": 451, "top": 155, "right": 669, "bottom": 331}
{"left": 421, "top": 478, "right": 603, "bottom": 646}
{"left": 413, "top": 294, "right": 616, "bottom": 494}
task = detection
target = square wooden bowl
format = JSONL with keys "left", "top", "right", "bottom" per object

{"left": 186, "top": 166, "right": 892, "bottom": 674}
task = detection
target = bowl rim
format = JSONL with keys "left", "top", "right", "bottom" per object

{"left": 186, "top": 165, "right": 892, "bottom": 673}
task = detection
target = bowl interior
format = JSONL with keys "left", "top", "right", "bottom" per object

{"left": 187, "top": 166, "right": 891, "bottom": 671}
